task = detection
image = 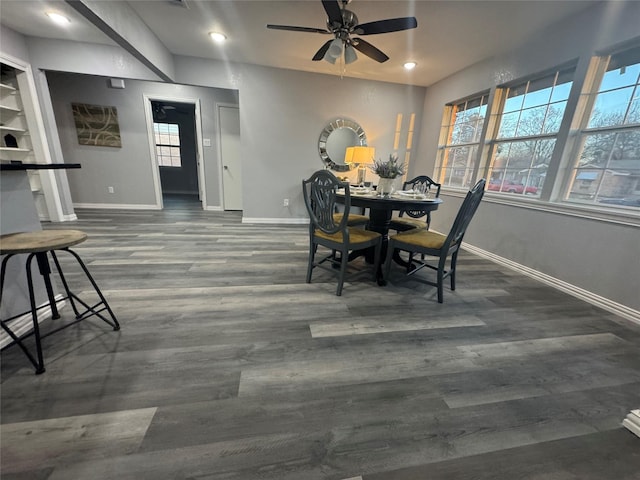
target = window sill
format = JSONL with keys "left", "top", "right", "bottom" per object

{"left": 441, "top": 187, "right": 640, "bottom": 227}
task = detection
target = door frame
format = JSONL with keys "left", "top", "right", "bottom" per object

{"left": 216, "top": 102, "right": 241, "bottom": 210}
{"left": 143, "top": 94, "right": 206, "bottom": 209}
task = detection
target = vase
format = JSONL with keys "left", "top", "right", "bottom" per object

{"left": 377, "top": 177, "right": 395, "bottom": 196}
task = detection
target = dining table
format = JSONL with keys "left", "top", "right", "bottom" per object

{"left": 336, "top": 187, "right": 443, "bottom": 284}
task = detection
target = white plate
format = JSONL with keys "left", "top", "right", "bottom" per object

{"left": 394, "top": 191, "right": 427, "bottom": 199}
{"left": 392, "top": 193, "right": 439, "bottom": 202}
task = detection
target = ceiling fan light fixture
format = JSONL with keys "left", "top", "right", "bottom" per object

{"left": 344, "top": 44, "right": 358, "bottom": 64}
{"left": 404, "top": 62, "right": 417, "bottom": 70}
{"left": 326, "top": 38, "right": 343, "bottom": 60}
{"left": 266, "top": 1, "right": 418, "bottom": 65}
{"left": 324, "top": 54, "right": 338, "bottom": 65}
{"left": 208, "top": 32, "right": 227, "bottom": 43}
{"left": 45, "top": 11, "right": 70, "bottom": 25}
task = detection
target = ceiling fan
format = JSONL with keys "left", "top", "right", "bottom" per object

{"left": 266, "top": 0, "right": 417, "bottom": 64}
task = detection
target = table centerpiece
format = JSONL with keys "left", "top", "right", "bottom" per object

{"left": 370, "top": 154, "right": 406, "bottom": 195}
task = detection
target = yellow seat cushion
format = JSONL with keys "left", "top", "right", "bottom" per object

{"left": 333, "top": 213, "right": 369, "bottom": 226}
{"left": 389, "top": 217, "right": 427, "bottom": 230}
{"left": 392, "top": 230, "right": 447, "bottom": 249}
{"left": 315, "top": 228, "right": 380, "bottom": 244}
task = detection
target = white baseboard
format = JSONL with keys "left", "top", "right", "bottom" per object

{"left": 623, "top": 409, "right": 640, "bottom": 438}
{"left": 0, "top": 295, "right": 66, "bottom": 349}
{"left": 242, "top": 217, "right": 308, "bottom": 225}
{"left": 74, "top": 203, "right": 160, "bottom": 210}
{"left": 61, "top": 213, "right": 78, "bottom": 222}
{"left": 462, "top": 243, "right": 640, "bottom": 326}
{"left": 204, "top": 205, "right": 224, "bottom": 211}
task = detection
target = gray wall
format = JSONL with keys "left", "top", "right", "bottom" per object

{"left": 43, "top": 48, "right": 425, "bottom": 217}
{"left": 414, "top": 1, "right": 640, "bottom": 312}
{"left": 46, "top": 71, "right": 237, "bottom": 207}
{"left": 176, "top": 60, "right": 426, "bottom": 220}
{"left": 238, "top": 65, "right": 425, "bottom": 220}
{"left": 27, "top": 37, "right": 161, "bottom": 82}
{"left": 0, "top": 25, "right": 30, "bottom": 62}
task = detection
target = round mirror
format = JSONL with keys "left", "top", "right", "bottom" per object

{"left": 318, "top": 118, "right": 367, "bottom": 172}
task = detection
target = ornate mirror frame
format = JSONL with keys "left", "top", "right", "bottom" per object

{"left": 318, "top": 118, "right": 367, "bottom": 172}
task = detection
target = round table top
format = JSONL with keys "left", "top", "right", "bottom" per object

{"left": 337, "top": 191, "right": 443, "bottom": 210}
{"left": 0, "top": 230, "right": 87, "bottom": 254}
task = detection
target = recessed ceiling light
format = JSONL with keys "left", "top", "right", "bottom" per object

{"left": 45, "top": 11, "right": 70, "bottom": 25}
{"left": 209, "top": 32, "right": 227, "bottom": 43}
{"left": 404, "top": 62, "right": 417, "bottom": 70}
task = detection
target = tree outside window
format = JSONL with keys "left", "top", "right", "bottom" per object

{"left": 435, "top": 93, "right": 489, "bottom": 188}
{"left": 488, "top": 68, "right": 574, "bottom": 196}
{"left": 567, "top": 46, "right": 640, "bottom": 209}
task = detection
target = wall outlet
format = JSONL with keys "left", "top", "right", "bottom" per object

{"left": 107, "top": 186, "right": 114, "bottom": 194}
{"left": 283, "top": 198, "right": 289, "bottom": 207}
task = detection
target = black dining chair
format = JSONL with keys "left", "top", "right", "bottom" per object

{"left": 303, "top": 170, "right": 382, "bottom": 296}
{"left": 383, "top": 179, "right": 486, "bottom": 303}
{"left": 333, "top": 211, "right": 369, "bottom": 227}
{"left": 389, "top": 175, "right": 442, "bottom": 232}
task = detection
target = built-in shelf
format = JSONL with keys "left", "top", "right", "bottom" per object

{"left": 2, "top": 62, "right": 50, "bottom": 220}
{"left": 0, "top": 125, "right": 27, "bottom": 134}
{"left": 0, "top": 104, "right": 21, "bottom": 114}
{"left": 1, "top": 68, "right": 32, "bottom": 163}
{"left": 0, "top": 147, "right": 30, "bottom": 153}
{"left": 0, "top": 83, "right": 16, "bottom": 92}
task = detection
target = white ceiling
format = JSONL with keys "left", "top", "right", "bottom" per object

{"left": 0, "top": 0, "right": 598, "bottom": 87}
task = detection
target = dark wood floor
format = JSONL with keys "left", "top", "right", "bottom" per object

{"left": 2, "top": 199, "right": 640, "bottom": 479}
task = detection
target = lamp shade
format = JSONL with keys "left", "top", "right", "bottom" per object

{"left": 345, "top": 146, "right": 375, "bottom": 165}
{"left": 326, "top": 38, "right": 343, "bottom": 60}
{"left": 344, "top": 44, "right": 358, "bottom": 64}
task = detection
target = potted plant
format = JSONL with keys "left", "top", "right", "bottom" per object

{"left": 370, "top": 154, "right": 406, "bottom": 195}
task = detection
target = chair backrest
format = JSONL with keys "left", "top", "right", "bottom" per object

{"left": 401, "top": 175, "right": 442, "bottom": 218}
{"left": 402, "top": 175, "right": 442, "bottom": 197}
{"left": 443, "top": 178, "right": 486, "bottom": 251}
{"left": 302, "top": 170, "right": 350, "bottom": 235}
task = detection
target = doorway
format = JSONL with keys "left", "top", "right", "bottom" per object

{"left": 151, "top": 100, "right": 200, "bottom": 209}
{"left": 144, "top": 95, "right": 206, "bottom": 210}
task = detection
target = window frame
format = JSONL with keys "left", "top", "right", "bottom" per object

{"left": 561, "top": 46, "right": 640, "bottom": 212}
{"left": 484, "top": 66, "right": 576, "bottom": 198}
{"left": 432, "top": 47, "right": 640, "bottom": 224}
{"left": 153, "top": 122, "right": 182, "bottom": 168}
{"left": 434, "top": 91, "right": 490, "bottom": 190}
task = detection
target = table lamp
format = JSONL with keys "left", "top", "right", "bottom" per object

{"left": 345, "top": 146, "right": 375, "bottom": 185}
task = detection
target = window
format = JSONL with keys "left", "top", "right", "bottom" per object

{"left": 488, "top": 67, "right": 574, "bottom": 196}
{"left": 435, "top": 93, "right": 489, "bottom": 188}
{"left": 153, "top": 122, "right": 181, "bottom": 167}
{"left": 566, "top": 46, "right": 640, "bottom": 210}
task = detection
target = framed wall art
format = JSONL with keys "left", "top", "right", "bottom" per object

{"left": 71, "top": 103, "right": 122, "bottom": 147}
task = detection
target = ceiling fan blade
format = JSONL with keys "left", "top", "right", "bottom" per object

{"left": 355, "top": 17, "right": 418, "bottom": 35}
{"left": 352, "top": 38, "right": 389, "bottom": 63}
{"left": 267, "top": 24, "right": 329, "bottom": 34}
{"left": 312, "top": 39, "right": 334, "bottom": 61}
{"left": 322, "top": 0, "right": 343, "bottom": 26}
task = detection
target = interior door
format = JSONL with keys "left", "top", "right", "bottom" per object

{"left": 219, "top": 105, "right": 242, "bottom": 210}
